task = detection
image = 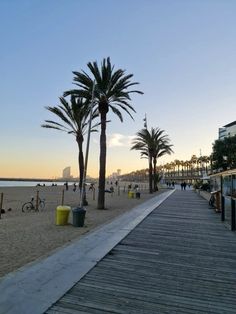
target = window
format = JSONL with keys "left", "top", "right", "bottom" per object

{"left": 222, "top": 175, "right": 231, "bottom": 196}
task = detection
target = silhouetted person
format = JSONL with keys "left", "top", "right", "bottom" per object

{"left": 89, "top": 183, "right": 94, "bottom": 191}
{"left": 110, "top": 186, "right": 114, "bottom": 193}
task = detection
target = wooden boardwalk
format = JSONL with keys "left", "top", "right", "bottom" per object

{"left": 45, "top": 190, "right": 236, "bottom": 314}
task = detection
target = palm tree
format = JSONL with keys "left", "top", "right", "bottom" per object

{"left": 131, "top": 128, "right": 173, "bottom": 193}
{"left": 164, "top": 163, "right": 171, "bottom": 178}
{"left": 152, "top": 131, "right": 173, "bottom": 191}
{"left": 200, "top": 155, "right": 210, "bottom": 174}
{"left": 179, "top": 160, "right": 185, "bottom": 177}
{"left": 41, "top": 96, "right": 98, "bottom": 191}
{"left": 174, "top": 159, "right": 181, "bottom": 177}
{"left": 184, "top": 160, "right": 190, "bottom": 177}
{"left": 64, "top": 57, "right": 143, "bottom": 209}
{"left": 131, "top": 128, "right": 154, "bottom": 193}
{"left": 190, "top": 155, "right": 198, "bottom": 177}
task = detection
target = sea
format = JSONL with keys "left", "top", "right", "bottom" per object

{"left": 0, "top": 180, "right": 76, "bottom": 187}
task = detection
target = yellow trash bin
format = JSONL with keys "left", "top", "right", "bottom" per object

{"left": 128, "top": 191, "right": 135, "bottom": 198}
{"left": 56, "top": 205, "right": 71, "bottom": 225}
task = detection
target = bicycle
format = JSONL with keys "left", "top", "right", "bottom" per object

{"left": 22, "top": 197, "right": 45, "bottom": 212}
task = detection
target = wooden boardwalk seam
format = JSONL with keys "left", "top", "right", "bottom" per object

{"left": 45, "top": 190, "right": 236, "bottom": 314}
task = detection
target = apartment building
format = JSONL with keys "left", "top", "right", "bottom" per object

{"left": 218, "top": 121, "right": 236, "bottom": 140}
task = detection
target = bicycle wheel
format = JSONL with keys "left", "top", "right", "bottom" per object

{"left": 38, "top": 200, "right": 45, "bottom": 211}
{"left": 22, "top": 202, "right": 33, "bottom": 212}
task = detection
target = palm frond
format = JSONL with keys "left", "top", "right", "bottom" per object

{"left": 131, "top": 127, "right": 173, "bottom": 162}
{"left": 109, "top": 105, "right": 123, "bottom": 122}
{"left": 73, "top": 71, "right": 93, "bottom": 90}
{"left": 87, "top": 60, "right": 102, "bottom": 87}
{"left": 117, "top": 104, "right": 135, "bottom": 120}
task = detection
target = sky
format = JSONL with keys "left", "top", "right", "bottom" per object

{"left": 1, "top": 0, "right": 236, "bottom": 179}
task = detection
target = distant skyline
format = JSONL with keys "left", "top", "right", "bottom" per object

{"left": 1, "top": 0, "right": 236, "bottom": 179}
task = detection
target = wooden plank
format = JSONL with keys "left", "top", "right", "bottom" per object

{"left": 46, "top": 190, "right": 236, "bottom": 313}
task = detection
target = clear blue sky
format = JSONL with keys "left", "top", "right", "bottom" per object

{"left": 1, "top": 0, "right": 236, "bottom": 178}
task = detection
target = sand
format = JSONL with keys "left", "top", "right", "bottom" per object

{"left": 0, "top": 183, "right": 166, "bottom": 278}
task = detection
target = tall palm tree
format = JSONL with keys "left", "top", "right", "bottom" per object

{"left": 152, "top": 131, "right": 173, "bottom": 191}
{"left": 184, "top": 161, "right": 190, "bottom": 177}
{"left": 64, "top": 57, "right": 143, "bottom": 209}
{"left": 164, "top": 163, "right": 171, "bottom": 177}
{"left": 190, "top": 155, "right": 198, "bottom": 177}
{"left": 41, "top": 96, "right": 98, "bottom": 191}
{"left": 174, "top": 159, "right": 181, "bottom": 177}
{"left": 131, "top": 128, "right": 173, "bottom": 193}
{"left": 131, "top": 128, "right": 154, "bottom": 193}
{"left": 199, "top": 155, "right": 210, "bottom": 175}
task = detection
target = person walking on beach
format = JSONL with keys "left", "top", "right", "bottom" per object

{"left": 64, "top": 182, "right": 68, "bottom": 191}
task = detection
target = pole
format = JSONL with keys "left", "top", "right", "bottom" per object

{"left": 0, "top": 193, "right": 3, "bottom": 219}
{"left": 144, "top": 113, "right": 147, "bottom": 129}
{"left": 61, "top": 189, "right": 65, "bottom": 206}
{"left": 92, "top": 187, "right": 95, "bottom": 201}
{"left": 79, "top": 81, "right": 96, "bottom": 208}
{"left": 36, "top": 191, "right": 39, "bottom": 211}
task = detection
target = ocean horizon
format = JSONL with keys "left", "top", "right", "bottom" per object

{"left": 0, "top": 180, "right": 77, "bottom": 187}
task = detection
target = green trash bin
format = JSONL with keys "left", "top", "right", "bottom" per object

{"left": 136, "top": 192, "right": 141, "bottom": 199}
{"left": 72, "top": 207, "right": 86, "bottom": 227}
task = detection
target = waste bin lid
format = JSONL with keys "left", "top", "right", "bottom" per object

{"left": 72, "top": 207, "right": 86, "bottom": 213}
{"left": 57, "top": 205, "right": 71, "bottom": 211}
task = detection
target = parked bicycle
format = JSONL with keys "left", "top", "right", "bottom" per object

{"left": 22, "top": 197, "right": 45, "bottom": 212}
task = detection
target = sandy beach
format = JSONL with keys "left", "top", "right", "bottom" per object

{"left": 0, "top": 183, "right": 166, "bottom": 278}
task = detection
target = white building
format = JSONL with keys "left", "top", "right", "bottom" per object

{"left": 62, "top": 167, "right": 72, "bottom": 179}
{"left": 218, "top": 121, "right": 236, "bottom": 140}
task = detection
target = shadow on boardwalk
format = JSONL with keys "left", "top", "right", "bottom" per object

{"left": 46, "top": 190, "right": 236, "bottom": 314}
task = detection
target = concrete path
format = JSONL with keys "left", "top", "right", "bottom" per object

{"left": 0, "top": 190, "right": 173, "bottom": 314}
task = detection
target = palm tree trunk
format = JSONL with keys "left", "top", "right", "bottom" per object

{"left": 77, "top": 139, "right": 88, "bottom": 206}
{"left": 149, "top": 156, "right": 153, "bottom": 194}
{"left": 77, "top": 140, "right": 84, "bottom": 190}
{"left": 153, "top": 157, "right": 158, "bottom": 191}
{"left": 97, "top": 111, "right": 107, "bottom": 209}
